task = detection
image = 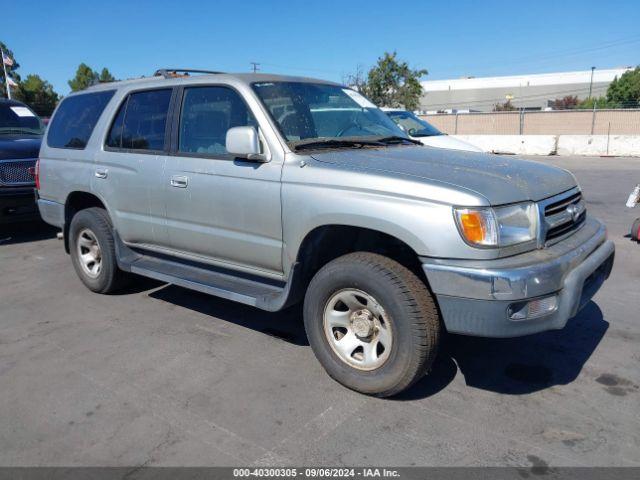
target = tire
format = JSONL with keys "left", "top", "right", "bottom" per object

{"left": 303, "top": 252, "right": 441, "bottom": 397}
{"left": 631, "top": 218, "right": 640, "bottom": 242}
{"left": 68, "top": 207, "right": 128, "bottom": 294}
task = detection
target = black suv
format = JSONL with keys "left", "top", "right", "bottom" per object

{"left": 0, "top": 98, "right": 44, "bottom": 225}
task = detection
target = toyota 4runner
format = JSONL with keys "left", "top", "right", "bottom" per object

{"left": 36, "top": 69, "right": 615, "bottom": 396}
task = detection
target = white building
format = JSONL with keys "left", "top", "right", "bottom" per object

{"left": 419, "top": 67, "right": 632, "bottom": 113}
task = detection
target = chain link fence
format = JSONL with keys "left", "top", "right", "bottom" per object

{"left": 422, "top": 109, "right": 640, "bottom": 135}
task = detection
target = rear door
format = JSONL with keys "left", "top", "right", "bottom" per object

{"left": 93, "top": 88, "right": 173, "bottom": 247}
{"left": 163, "top": 84, "right": 283, "bottom": 276}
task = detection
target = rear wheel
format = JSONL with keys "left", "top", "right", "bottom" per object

{"left": 69, "top": 207, "right": 128, "bottom": 293}
{"left": 304, "top": 252, "right": 441, "bottom": 397}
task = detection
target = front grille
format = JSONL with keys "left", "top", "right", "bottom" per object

{"left": 542, "top": 190, "right": 586, "bottom": 243}
{"left": 546, "top": 211, "right": 586, "bottom": 241}
{"left": 544, "top": 191, "right": 582, "bottom": 215}
{"left": 0, "top": 159, "right": 36, "bottom": 185}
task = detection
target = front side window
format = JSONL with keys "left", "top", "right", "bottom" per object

{"left": 387, "top": 111, "right": 442, "bottom": 137}
{"left": 251, "top": 82, "right": 407, "bottom": 148}
{"left": 47, "top": 90, "right": 115, "bottom": 149}
{"left": 178, "top": 86, "right": 257, "bottom": 156}
{"left": 106, "top": 89, "right": 172, "bottom": 151}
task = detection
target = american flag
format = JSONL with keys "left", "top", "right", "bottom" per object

{"left": 2, "top": 51, "right": 14, "bottom": 67}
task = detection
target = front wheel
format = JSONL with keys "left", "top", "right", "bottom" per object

{"left": 303, "top": 252, "right": 441, "bottom": 397}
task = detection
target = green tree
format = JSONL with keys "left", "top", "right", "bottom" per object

{"left": 0, "top": 40, "right": 21, "bottom": 98}
{"left": 14, "top": 75, "right": 59, "bottom": 116}
{"left": 98, "top": 67, "right": 116, "bottom": 83}
{"left": 68, "top": 63, "right": 99, "bottom": 91}
{"left": 360, "top": 52, "right": 427, "bottom": 110}
{"left": 577, "top": 96, "right": 610, "bottom": 109}
{"left": 68, "top": 64, "right": 117, "bottom": 91}
{"left": 606, "top": 67, "right": 640, "bottom": 108}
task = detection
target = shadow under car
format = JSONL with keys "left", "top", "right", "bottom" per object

{"left": 145, "top": 282, "right": 608, "bottom": 399}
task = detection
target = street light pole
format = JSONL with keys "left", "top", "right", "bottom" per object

{"left": 588, "top": 66, "right": 596, "bottom": 100}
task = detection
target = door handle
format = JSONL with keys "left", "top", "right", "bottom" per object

{"left": 95, "top": 168, "right": 108, "bottom": 179}
{"left": 170, "top": 175, "right": 188, "bottom": 188}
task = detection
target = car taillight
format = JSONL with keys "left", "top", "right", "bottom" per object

{"left": 34, "top": 159, "right": 41, "bottom": 190}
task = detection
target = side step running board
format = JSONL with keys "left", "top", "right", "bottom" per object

{"left": 114, "top": 233, "right": 302, "bottom": 312}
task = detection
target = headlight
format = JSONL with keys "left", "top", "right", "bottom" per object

{"left": 454, "top": 202, "right": 538, "bottom": 248}
{"left": 494, "top": 202, "right": 538, "bottom": 246}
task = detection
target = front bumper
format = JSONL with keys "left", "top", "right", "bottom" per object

{"left": 0, "top": 187, "right": 39, "bottom": 225}
{"left": 422, "top": 216, "right": 614, "bottom": 337}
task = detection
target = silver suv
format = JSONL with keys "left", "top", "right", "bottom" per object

{"left": 37, "top": 69, "right": 615, "bottom": 396}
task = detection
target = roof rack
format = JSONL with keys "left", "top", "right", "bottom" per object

{"left": 154, "top": 68, "right": 225, "bottom": 79}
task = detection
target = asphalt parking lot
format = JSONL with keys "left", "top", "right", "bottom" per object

{"left": 1, "top": 155, "right": 639, "bottom": 468}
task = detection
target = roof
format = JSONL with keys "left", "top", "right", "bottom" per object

{"left": 81, "top": 71, "right": 341, "bottom": 94}
{"left": 421, "top": 67, "right": 632, "bottom": 92}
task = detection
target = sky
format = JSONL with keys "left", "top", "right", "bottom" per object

{"left": 3, "top": 0, "right": 640, "bottom": 95}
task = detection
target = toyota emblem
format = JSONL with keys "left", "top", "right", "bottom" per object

{"left": 566, "top": 204, "right": 581, "bottom": 222}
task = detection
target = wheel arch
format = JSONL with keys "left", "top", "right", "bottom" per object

{"left": 63, "top": 190, "right": 110, "bottom": 253}
{"left": 285, "top": 223, "right": 431, "bottom": 307}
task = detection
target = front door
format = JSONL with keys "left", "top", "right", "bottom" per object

{"left": 163, "top": 85, "right": 283, "bottom": 276}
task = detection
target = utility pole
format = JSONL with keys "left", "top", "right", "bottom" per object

{"left": 250, "top": 62, "right": 260, "bottom": 74}
{"left": 588, "top": 66, "right": 596, "bottom": 100}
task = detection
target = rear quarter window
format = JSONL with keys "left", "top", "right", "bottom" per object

{"left": 47, "top": 90, "right": 115, "bottom": 149}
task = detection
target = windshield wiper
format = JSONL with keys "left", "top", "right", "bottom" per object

{"left": 292, "top": 135, "right": 421, "bottom": 152}
{"left": 372, "top": 135, "right": 422, "bottom": 145}
{"left": 292, "top": 139, "right": 384, "bottom": 151}
{"left": 411, "top": 133, "right": 440, "bottom": 138}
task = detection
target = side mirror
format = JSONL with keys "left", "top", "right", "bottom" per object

{"left": 226, "top": 126, "right": 269, "bottom": 162}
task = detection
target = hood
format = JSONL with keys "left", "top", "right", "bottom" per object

{"left": 416, "top": 135, "right": 484, "bottom": 153}
{"left": 0, "top": 136, "right": 42, "bottom": 160}
{"left": 310, "top": 145, "right": 577, "bottom": 205}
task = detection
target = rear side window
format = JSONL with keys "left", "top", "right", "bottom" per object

{"left": 105, "top": 100, "right": 126, "bottom": 148}
{"left": 47, "top": 90, "right": 115, "bottom": 149}
{"left": 106, "top": 89, "right": 172, "bottom": 151}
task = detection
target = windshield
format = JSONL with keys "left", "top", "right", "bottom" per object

{"left": 386, "top": 111, "right": 442, "bottom": 137}
{"left": 252, "top": 82, "right": 408, "bottom": 147}
{"left": 0, "top": 103, "right": 44, "bottom": 135}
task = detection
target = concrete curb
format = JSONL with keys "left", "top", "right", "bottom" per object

{"left": 452, "top": 134, "right": 640, "bottom": 157}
